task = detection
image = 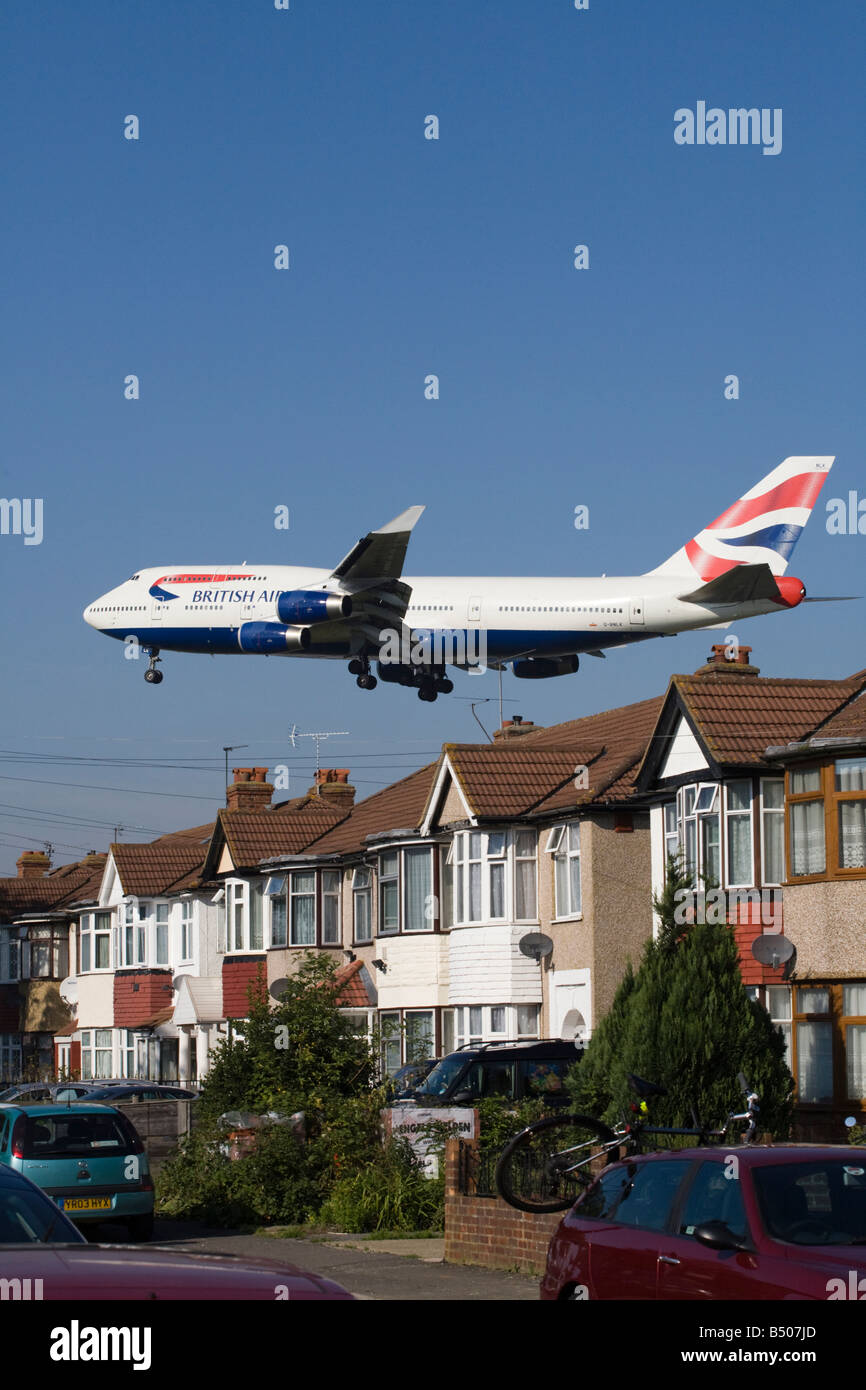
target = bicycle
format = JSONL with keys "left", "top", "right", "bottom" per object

{"left": 494, "top": 1071, "right": 760, "bottom": 1213}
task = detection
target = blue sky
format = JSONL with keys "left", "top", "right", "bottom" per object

{"left": 1, "top": 0, "right": 863, "bottom": 872}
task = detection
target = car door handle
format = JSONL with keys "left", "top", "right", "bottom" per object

{"left": 658, "top": 1255, "right": 680, "bottom": 1265}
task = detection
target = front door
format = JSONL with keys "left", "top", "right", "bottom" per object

{"left": 629, "top": 599, "right": 645, "bottom": 625}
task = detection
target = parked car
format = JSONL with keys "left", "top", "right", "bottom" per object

{"left": 0, "top": 1103, "right": 154, "bottom": 1242}
{"left": 0, "top": 1243, "right": 354, "bottom": 1299}
{"left": 386, "top": 1059, "right": 439, "bottom": 1100}
{"left": 0, "top": 1163, "right": 87, "bottom": 1244}
{"left": 541, "top": 1145, "right": 866, "bottom": 1300}
{"left": 72, "top": 1083, "right": 198, "bottom": 1102}
{"left": 0, "top": 1082, "right": 95, "bottom": 1105}
{"left": 408, "top": 1040, "right": 583, "bottom": 1107}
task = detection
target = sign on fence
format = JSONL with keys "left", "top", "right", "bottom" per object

{"left": 384, "top": 1107, "right": 477, "bottom": 1178}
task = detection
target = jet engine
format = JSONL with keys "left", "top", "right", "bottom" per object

{"left": 276, "top": 590, "right": 352, "bottom": 625}
{"left": 512, "top": 655, "right": 580, "bottom": 679}
{"left": 238, "top": 622, "right": 311, "bottom": 654}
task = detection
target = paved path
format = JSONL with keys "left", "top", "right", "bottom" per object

{"left": 150, "top": 1220, "right": 539, "bottom": 1301}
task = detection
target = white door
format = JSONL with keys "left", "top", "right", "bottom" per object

{"left": 467, "top": 596, "right": 482, "bottom": 623}
{"left": 629, "top": 599, "right": 645, "bottom": 625}
{"left": 550, "top": 969, "right": 591, "bottom": 1043}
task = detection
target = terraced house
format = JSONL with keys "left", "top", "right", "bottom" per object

{"left": 2, "top": 645, "right": 863, "bottom": 1138}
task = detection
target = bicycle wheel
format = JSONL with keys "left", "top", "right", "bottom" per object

{"left": 494, "top": 1113, "right": 619, "bottom": 1213}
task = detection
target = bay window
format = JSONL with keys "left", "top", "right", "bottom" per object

{"left": 449, "top": 830, "right": 537, "bottom": 924}
{"left": 26, "top": 926, "right": 68, "bottom": 979}
{"left": 375, "top": 847, "right": 434, "bottom": 935}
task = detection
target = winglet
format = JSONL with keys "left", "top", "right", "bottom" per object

{"left": 375, "top": 505, "right": 425, "bottom": 535}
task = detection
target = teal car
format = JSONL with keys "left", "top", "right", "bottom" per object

{"left": 0, "top": 1104, "right": 154, "bottom": 1241}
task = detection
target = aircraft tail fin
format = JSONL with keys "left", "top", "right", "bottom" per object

{"left": 646, "top": 456, "right": 834, "bottom": 581}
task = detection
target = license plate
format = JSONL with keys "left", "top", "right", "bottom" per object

{"left": 58, "top": 1196, "right": 113, "bottom": 1212}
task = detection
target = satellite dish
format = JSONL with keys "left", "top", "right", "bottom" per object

{"left": 519, "top": 932, "right": 553, "bottom": 962}
{"left": 269, "top": 977, "right": 289, "bottom": 1000}
{"left": 59, "top": 977, "right": 78, "bottom": 1006}
{"left": 750, "top": 935, "right": 794, "bottom": 968}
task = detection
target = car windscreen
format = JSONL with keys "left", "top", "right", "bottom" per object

{"left": 18, "top": 1112, "right": 142, "bottom": 1159}
{"left": 752, "top": 1160, "right": 866, "bottom": 1246}
{"left": 0, "top": 1187, "right": 86, "bottom": 1244}
{"left": 413, "top": 1055, "right": 469, "bottom": 1098}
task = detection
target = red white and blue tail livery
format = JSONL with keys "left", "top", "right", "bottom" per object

{"left": 84, "top": 455, "right": 839, "bottom": 702}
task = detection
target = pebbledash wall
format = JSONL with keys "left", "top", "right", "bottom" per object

{"left": 443, "top": 1137, "right": 561, "bottom": 1278}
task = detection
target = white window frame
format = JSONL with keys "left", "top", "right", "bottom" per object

{"left": 180, "top": 899, "right": 194, "bottom": 962}
{"left": 724, "top": 780, "right": 754, "bottom": 888}
{"left": 760, "top": 778, "right": 785, "bottom": 886}
{"left": 547, "top": 823, "right": 582, "bottom": 920}
{"left": 352, "top": 867, "right": 372, "bottom": 943}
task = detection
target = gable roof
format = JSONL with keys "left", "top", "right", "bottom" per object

{"left": 638, "top": 669, "right": 866, "bottom": 787}
{"left": 202, "top": 793, "right": 350, "bottom": 875}
{"left": 111, "top": 842, "right": 209, "bottom": 898}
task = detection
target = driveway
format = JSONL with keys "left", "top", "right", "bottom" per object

{"left": 147, "top": 1219, "right": 540, "bottom": 1301}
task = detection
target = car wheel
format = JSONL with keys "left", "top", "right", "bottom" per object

{"left": 127, "top": 1214, "right": 154, "bottom": 1243}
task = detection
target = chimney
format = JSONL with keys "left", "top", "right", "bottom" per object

{"left": 226, "top": 767, "right": 275, "bottom": 812}
{"left": 694, "top": 644, "right": 760, "bottom": 677}
{"left": 309, "top": 768, "right": 355, "bottom": 810}
{"left": 17, "top": 851, "right": 51, "bottom": 879}
{"left": 493, "top": 714, "right": 541, "bottom": 740}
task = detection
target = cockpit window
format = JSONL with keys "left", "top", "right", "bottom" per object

{"left": 128, "top": 574, "right": 140, "bottom": 581}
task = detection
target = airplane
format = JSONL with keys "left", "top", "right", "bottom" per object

{"left": 84, "top": 455, "right": 839, "bottom": 702}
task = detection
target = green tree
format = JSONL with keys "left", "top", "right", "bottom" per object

{"left": 568, "top": 859, "right": 793, "bottom": 1138}
{"left": 198, "top": 952, "right": 375, "bottom": 1118}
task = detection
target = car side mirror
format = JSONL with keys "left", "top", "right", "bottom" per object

{"left": 692, "top": 1220, "right": 747, "bottom": 1252}
{"left": 451, "top": 1089, "right": 473, "bottom": 1104}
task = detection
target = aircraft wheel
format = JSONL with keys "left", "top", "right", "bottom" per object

{"left": 144, "top": 669, "right": 163, "bottom": 684}
{"left": 437, "top": 677, "right": 454, "bottom": 694}
{"left": 418, "top": 684, "right": 437, "bottom": 702}
{"left": 357, "top": 674, "right": 377, "bottom": 691}
{"left": 348, "top": 658, "right": 364, "bottom": 676}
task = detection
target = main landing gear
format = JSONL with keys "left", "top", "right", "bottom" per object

{"left": 350, "top": 656, "right": 454, "bottom": 702}
{"left": 348, "top": 656, "right": 377, "bottom": 691}
{"left": 143, "top": 649, "right": 163, "bottom": 685}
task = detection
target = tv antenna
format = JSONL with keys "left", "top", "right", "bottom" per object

{"left": 292, "top": 728, "right": 349, "bottom": 791}
{"left": 222, "top": 744, "right": 249, "bottom": 804}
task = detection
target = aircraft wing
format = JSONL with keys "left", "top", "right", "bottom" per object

{"left": 330, "top": 506, "right": 425, "bottom": 590}
{"left": 678, "top": 562, "right": 783, "bottom": 606}
{"left": 325, "top": 506, "right": 425, "bottom": 647}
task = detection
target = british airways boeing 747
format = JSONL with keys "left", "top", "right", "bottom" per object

{"left": 84, "top": 456, "right": 835, "bottom": 702}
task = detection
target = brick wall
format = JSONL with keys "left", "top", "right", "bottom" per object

{"left": 222, "top": 956, "right": 267, "bottom": 1018}
{"left": 113, "top": 970, "right": 174, "bottom": 1027}
{"left": 444, "top": 1137, "right": 560, "bottom": 1278}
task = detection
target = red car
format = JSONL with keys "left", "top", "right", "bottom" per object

{"left": 0, "top": 1244, "right": 354, "bottom": 1300}
{"left": 541, "top": 1145, "right": 866, "bottom": 1300}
